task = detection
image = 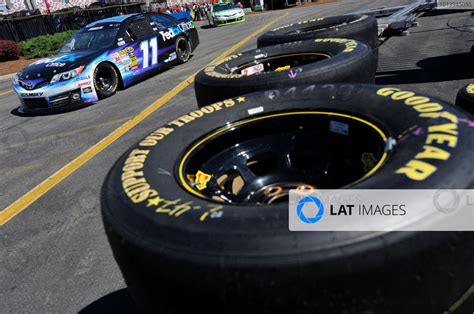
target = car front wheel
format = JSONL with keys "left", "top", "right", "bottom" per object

{"left": 93, "top": 63, "right": 119, "bottom": 99}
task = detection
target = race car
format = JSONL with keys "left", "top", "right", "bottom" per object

{"left": 210, "top": 2, "right": 246, "bottom": 27}
{"left": 12, "top": 13, "right": 199, "bottom": 113}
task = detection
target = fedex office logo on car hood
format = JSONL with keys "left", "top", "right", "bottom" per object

{"left": 32, "top": 51, "right": 90, "bottom": 66}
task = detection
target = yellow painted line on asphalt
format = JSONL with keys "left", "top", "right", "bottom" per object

{"left": 0, "top": 89, "right": 13, "bottom": 96}
{"left": 445, "top": 284, "right": 474, "bottom": 314}
{"left": 0, "top": 156, "right": 73, "bottom": 177}
{"left": 0, "top": 12, "right": 289, "bottom": 226}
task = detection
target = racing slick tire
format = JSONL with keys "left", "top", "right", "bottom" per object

{"left": 94, "top": 62, "right": 119, "bottom": 99}
{"left": 102, "top": 84, "right": 474, "bottom": 314}
{"left": 257, "top": 14, "right": 379, "bottom": 55}
{"left": 194, "top": 38, "right": 376, "bottom": 107}
{"left": 176, "top": 36, "right": 192, "bottom": 64}
{"left": 455, "top": 83, "right": 474, "bottom": 115}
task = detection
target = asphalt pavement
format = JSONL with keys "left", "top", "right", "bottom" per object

{"left": 0, "top": 0, "right": 472, "bottom": 312}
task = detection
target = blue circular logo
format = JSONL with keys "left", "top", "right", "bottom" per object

{"left": 297, "top": 196, "right": 324, "bottom": 224}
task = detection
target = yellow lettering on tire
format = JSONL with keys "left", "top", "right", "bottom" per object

{"left": 392, "top": 91, "right": 415, "bottom": 100}
{"left": 428, "top": 123, "right": 458, "bottom": 136}
{"left": 396, "top": 160, "right": 437, "bottom": 181}
{"left": 415, "top": 145, "right": 450, "bottom": 160}
{"left": 426, "top": 134, "right": 457, "bottom": 148}
{"left": 377, "top": 87, "right": 400, "bottom": 97}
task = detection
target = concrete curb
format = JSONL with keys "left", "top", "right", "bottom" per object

{"left": 0, "top": 73, "right": 15, "bottom": 82}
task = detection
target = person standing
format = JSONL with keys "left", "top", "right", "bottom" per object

{"left": 200, "top": 4, "right": 206, "bottom": 21}
{"left": 195, "top": 3, "right": 201, "bottom": 21}
{"left": 205, "top": 3, "right": 212, "bottom": 24}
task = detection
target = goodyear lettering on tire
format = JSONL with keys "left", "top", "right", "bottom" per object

{"left": 270, "top": 15, "right": 368, "bottom": 33}
{"left": 466, "top": 84, "right": 474, "bottom": 94}
{"left": 314, "top": 38, "right": 357, "bottom": 52}
{"left": 271, "top": 17, "right": 325, "bottom": 32}
{"left": 377, "top": 87, "right": 459, "bottom": 181}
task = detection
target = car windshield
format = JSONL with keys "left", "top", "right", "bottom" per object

{"left": 214, "top": 4, "right": 237, "bottom": 11}
{"left": 60, "top": 26, "right": 119, "bottom": 52}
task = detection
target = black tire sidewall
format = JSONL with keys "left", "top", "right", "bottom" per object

{"left": 194, "top": 39, "right": 376, "bottom": 107}
{"left": 257, "top": 14, "right": 379, "bottom": 51}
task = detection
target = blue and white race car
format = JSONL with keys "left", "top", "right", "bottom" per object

{"left": 13, "top": 13, "right": 199, "bottom": 113}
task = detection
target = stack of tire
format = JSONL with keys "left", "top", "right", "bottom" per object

{"left": 101, "top": 13, "right": 474, "bottom": 314}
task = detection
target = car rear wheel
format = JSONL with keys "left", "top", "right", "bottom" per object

{"left": 176, "top": 36, "right": 191, "bottom": 64}
{"left": 94, "top": 63, "right": 119, "bottom": 99}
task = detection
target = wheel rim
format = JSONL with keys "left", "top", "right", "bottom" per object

{"left": 233, "top": 53, "right": 331, "bottom": 75}
{"left": 176, "top": 111, "right": 388, "bottom": 205}
{"left": 177, "top": 39, "right": 189, "bottom": 61}
{"left": 96, "top": 67, "right": 114, "bottom": 92}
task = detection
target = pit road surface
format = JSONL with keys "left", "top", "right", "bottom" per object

{"left": 1, "top": 0, "right": 473, "bottom": 312}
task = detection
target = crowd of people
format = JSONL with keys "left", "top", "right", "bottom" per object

{"left": 156, "top": 1, "right": 244, "bottom": 22}
{"left": 166, "top": 3, "right": 211, "bottom": 21}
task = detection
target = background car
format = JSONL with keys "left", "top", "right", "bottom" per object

{"left": 210, "top": 2, "right": 245, "bottom": 27}
{"left": 12, "top": 13, "right": 199, "bottom": 114}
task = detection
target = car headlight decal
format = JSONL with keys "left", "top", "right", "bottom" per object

{"left": 50, "top": 65, "right": 85, "bottom": 83}
{"left": 12, "top": 73, "right": 20, "bottom": 85}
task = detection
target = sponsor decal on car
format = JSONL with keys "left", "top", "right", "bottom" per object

{"left": 178, "top": 21, "right": 195, "bottom": 32}
{"left": 45, "top": 62, "right": 66, "bottom": 67}
{"left": 111, "top": 53, "right": 121, "bottom": 62}
{"left": 159, "top": 29, "right": 175, "bottom": 41}
{"left": 20, "top": 92, "right": 43, "bottom": 97}
{"left": 130, "top": 56, "right": 138, "bottom": 70}
{"left": 75, "top": 75, "right": 91, "bottom": 83}
{"left": 164, "top": 52, "right": 177, "bottom": 63}
{"left": 88, "top": 26, "right": 104, "bottom": 31}
{"left": 82, "top": 87, "right": 93, "bottom": 93}
{"left": 78, "top": 81, "right": 91, "bottom": 87}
